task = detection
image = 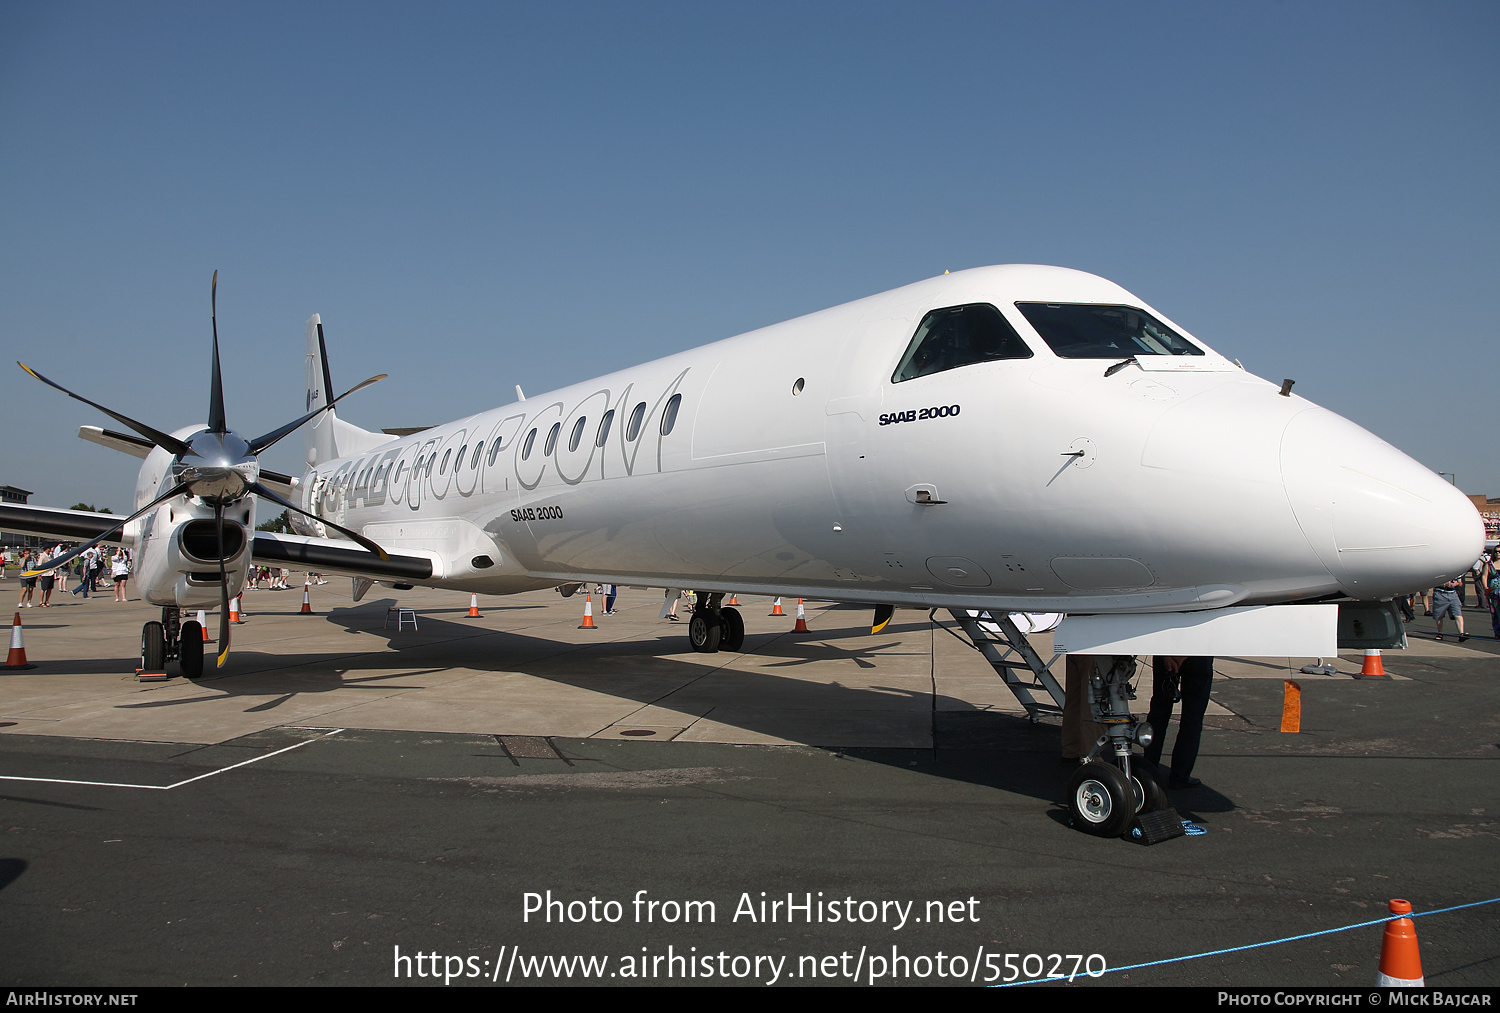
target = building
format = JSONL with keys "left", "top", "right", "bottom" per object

{"left": 1467, "top": 494, "right": 1500, "bottom": 543}
{"left": 1, "top": 485, "right": 36, "bottom": 551}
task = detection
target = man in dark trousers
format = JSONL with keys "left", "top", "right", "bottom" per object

{"left": 1144, "top": 656, "right": 1213, "bottom": 790}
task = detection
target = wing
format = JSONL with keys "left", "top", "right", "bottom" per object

{"left": 251, "top": 531, "right": 433, "bottom": 583}
{"left": 0, "top": 503, "right": 123, "bottom": 543}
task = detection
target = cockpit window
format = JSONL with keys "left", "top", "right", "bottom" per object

{"left": 892, "top": 303, "right": 1031, "bottom": 383}
{"left": 1014, "top": 303, "right": 1203, "bottom": 358}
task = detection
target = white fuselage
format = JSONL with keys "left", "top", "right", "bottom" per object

{"left": 291, "top": 265, "right": 1482, "bottom": 613}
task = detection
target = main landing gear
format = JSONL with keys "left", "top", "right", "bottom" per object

{"left": 141, "top": 607, "right": 205, "bottom": 679}
{"left": 944, "top": 612, "right": 1169, "bottom": 837}
{"left": 685, "top": 592, "right": 744, "bottom": 654}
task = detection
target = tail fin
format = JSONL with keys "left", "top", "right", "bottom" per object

{"left": 304, "top": 314, "right": 388, "bottom": 467}
{"left": 305, "top": 315, "right": 338, "bottom": 467}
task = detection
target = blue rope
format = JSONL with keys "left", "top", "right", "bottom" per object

{"left": 998, "top": 895, "right": 1500, "bottom": 986}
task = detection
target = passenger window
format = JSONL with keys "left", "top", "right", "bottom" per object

{"left": 544, "top": 422, "right": 561, "bottom": 456}
{"left": 425, "top": 456, "right": 435, "bottom": 477}
{"left": 439, "top": 449, "right": 452, "bottom": 474}
{"left": 471, "top": 442, "right": 483, "bottom": 469}
{"left": 521, "top": 428, "right": 537, "bottom": 460}
{"left": 488, "top": 440, "right": 502, "bottom": 466}
{"left": 625, "top": 402, "right": 647, "bottom": 441}
{"left": 596, "top": 409, "right": 614, "bottom": 447}
{"left": 1014, "top": 303, "right": 1203, "bottom": 358}
{"left": 660, "top": 393, "right": 682, "bottom": 436}
{"left": 568, "top": 417, "right": 587, "bottom": 452}
{"left": 892, "top": 303, "right": 1032, "bottom": 382}
{"left": 454, "top": 445, "right": 466, "bottom": 469}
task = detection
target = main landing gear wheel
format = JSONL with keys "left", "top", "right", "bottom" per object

{"left": 688, "top": 613, "right": 722, "bottom": 653}
{"left": 718, "top": 607, "right": 745, "bottom": 652}
{"left": 1066, "top": 761, "right": 1134, "bottom": 838}
{"left": 179, "top": 620, "right": 204, "bottom": 679}
{"left": 141, "top": 621, "right": 166, "bottom": 672}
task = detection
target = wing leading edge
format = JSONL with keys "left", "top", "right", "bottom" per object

{"left": 0, "top": 503, "right": 430, "bottom": 583}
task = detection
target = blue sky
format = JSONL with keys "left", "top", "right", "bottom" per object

{"left": 3, "top": 1, "right": 1496, "bottom": 511}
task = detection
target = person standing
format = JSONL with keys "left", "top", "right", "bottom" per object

{"left": 111, "top": 549, "right": 130, "bottom": 602}
{"left": 16, "top": 550, "right": 36, "bottom": 608}
{"left": 1144, "top": 656, "right": 1214, "bottom": 790}
{"left": 35, "top": 548, "right": 55, "bottom": 607}
{"left": 603, "top": 584, "right": 618, "bottom": 615}
{"left": 1432, "top": 575, "right": 1467, "bottom": 642}
{"left": 1486, "top": 548, "right": 1500, "bottom": 639}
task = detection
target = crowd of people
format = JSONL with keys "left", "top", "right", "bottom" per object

{"left": 5, "top": 544, "right": 134, "bottom": 607}
{"left": 1395, "top": 547, "right": 1500, "bottom": 641}
{"left": 0, "top": 551, "right": 335, "bottom": 608}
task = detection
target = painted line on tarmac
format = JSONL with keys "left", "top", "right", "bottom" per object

{"left": 1000, "top": 895, "right": 1500, "bottom": 986}
{"left": 0, "top": 727, "right": 344, "bottom": 790}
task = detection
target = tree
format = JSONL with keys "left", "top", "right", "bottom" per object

{"left": 69, "top": 503, "right": 112, "bottom": 514}
{"left": 256, "top": 510, "right": 292, "bottom": 533}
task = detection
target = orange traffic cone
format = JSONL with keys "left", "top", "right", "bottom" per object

{"left": 466, "top": 593, "right": 481, "bottom": 619}
{"left": 1377, "top": 898, "right": 1423, "bottom": 986}
{"left": 1358, "top": 649, "right": 1388, "bottom": 679}
{"left": 5, "top": 612, "right": 34, "bottom": 669}
{"left": 794, "top": 599, "right": 808, "bottom": 632}
{"left": 727, "top": 594, "right": 739, "bottom": 606}
{"left": 230, "top": 596, "right": 245, "bottom": 624}
{"left": 197, "top": 609, "right": 209, "bottom": 640}
{"left": 769, "top": 598, "right": 785, "bottom": 616}
{"left": 578, "top": 594, "right": 596, "bottom": 629}
{"left": 300, "top": 579, "right": 314, "bottom": 615}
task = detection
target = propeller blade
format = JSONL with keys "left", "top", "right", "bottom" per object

{"left": 215, "top": 504, "right": 231, "bottom": 668}
{"left": 249, "top": 481, "right": 390, "bottom": 560}
{"left": 17, "top": 363, "right": 194, "bottom": 458}
{"left": 871, "top": 604, "right": 895, "bottom": 635}
{"left": 208, "top": 270, "right": 227, "bottom": 435}
{"left": 22, "top": 481, "right": 192, "bottom": 578}
{"left": 247, "top": 373, "right": 388, "bottom": 453}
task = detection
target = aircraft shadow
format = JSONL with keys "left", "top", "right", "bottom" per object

{"left": 52, "top": 599, "right": 1227, "bottom": 815}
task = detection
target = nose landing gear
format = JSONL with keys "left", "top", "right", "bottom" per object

{"left": 1065, "top": 655, "right": 1171, "bottom": 836}
{"left": 141, "top": 607, "right": 205, "bottom": 679}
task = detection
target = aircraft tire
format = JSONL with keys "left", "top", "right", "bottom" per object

{"left": 719, "top": 608, "right": 745, "bottom": 652}
{"left": 1131, "top": 758, "right": 1171, "bottom": 812}
{"left": 141, "top": 622, "right": 166, "bottom": 673}
{"left": 179, "top": 622, "right": 204, "bottom": 679}
{"left": 1066, "top": 761, "right": 1134, "bottom": 838}
{"left": 688, "top": 613, "right": 722, "bottom": 653}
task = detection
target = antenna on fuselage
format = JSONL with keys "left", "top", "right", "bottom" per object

{"left": 515, "top": 385, "right": 526, "bottom": 402}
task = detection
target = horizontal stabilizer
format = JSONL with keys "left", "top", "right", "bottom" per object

{"left": 79, "top": 426, "right": 153, "bottom": 460}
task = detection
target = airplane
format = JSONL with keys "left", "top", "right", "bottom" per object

{"left": 5, "top": 264, "right": 1483, "bottom": 837}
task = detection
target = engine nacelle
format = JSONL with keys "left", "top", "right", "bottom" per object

{"left": 131, "top": 488, "right": 255, "bottom": 608}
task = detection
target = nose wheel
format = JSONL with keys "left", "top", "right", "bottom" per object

{"left": 142, "top": 607, "right": 207, "bottom": 679}
{"left": 1066, "top": 761, "right": 1134, "bottom": 837}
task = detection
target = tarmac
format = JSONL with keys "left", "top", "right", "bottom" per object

{"left": 0, "top": 579, "right": 1497, "bottom": 987}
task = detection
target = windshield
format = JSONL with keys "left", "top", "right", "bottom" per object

{"left": 1014, "top": 303, "right": 1202, "bottom": 358}
{"left": 892, "top": 303, "right": 1032, "bottom": 382}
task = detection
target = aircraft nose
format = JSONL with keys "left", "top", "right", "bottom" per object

{"left": 1281, "top": 409, "right": 1484, "bottom": 598}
